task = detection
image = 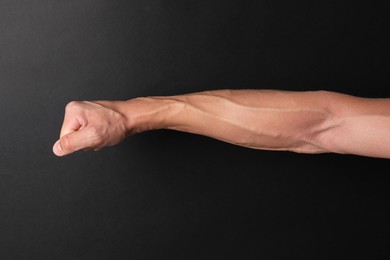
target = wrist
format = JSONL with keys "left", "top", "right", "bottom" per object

{"left": 117, "top": 96, "right": 183, "bottom": 135}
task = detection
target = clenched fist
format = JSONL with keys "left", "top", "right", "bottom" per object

{"left": 53, "top": 101, "right": 129, "bottom": 156}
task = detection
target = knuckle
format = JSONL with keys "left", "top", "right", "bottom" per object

{"left": 60, "top": 135, "right": 73, "bottom": 152}
{"left": 65, "top": 101, "right": 81, "bottom": 112}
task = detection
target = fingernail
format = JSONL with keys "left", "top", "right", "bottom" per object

{"left": 54, "top": 140, "right": 63, "bottom": 156}
{"left": 57, "top": 142, "right": 63, "bottom": 152}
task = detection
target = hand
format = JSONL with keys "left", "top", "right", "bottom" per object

{"left": 53, "top": 101, "right": 128, "bottom": 157}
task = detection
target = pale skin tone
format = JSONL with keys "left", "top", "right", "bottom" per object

{"left": 52, "top": 89, "right": 390, "bottom": 159}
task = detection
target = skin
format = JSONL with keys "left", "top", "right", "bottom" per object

{"left": 52, "top": 89, "right": 390, "bottom": 159}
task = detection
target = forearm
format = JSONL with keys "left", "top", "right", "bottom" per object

{"left": 114, "top": 89, "right": 334, "bottom": 154}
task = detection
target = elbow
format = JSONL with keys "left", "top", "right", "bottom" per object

{"left": 305, "top": 110, "right": 346, "bottom": 155}
{"left": 294, "top": 90, "right": 347, "bottom": 155}
{"left": 293, "top": 110, "right": 342, "bottom": 155}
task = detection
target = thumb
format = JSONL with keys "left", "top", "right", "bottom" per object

{"left": 53, "top": 129, "right": 92, "bottom": 157}
{"left": 53, "top": 139, "right": 64, "bottom": 157}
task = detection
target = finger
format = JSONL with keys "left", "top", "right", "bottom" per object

{"left": 53, "top": 128, "right": 96, "bottom": 157}
{"left": 60, "top": 118, "right": 82, "bottom": 139}
{"left": 59, "top": 102, "right": 84, "bottom": 138}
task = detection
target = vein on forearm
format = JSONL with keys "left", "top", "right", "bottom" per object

{"left": 166, "top": 91, "right": 331, "bottom": 153}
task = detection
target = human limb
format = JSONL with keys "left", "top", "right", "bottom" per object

{"left": 53, "top": 89, "right": 390, "bottom": 159}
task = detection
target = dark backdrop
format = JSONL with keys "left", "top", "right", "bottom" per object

{"left": 1, "top": 1, "right": 389, "bottom": 259}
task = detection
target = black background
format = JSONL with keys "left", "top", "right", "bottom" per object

{"left": 1, "top": 0, "right": 389, "bottom": 259}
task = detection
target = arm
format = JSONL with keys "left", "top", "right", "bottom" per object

{"left": 53, "top": 89, "right": 390, "bottom": 159}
